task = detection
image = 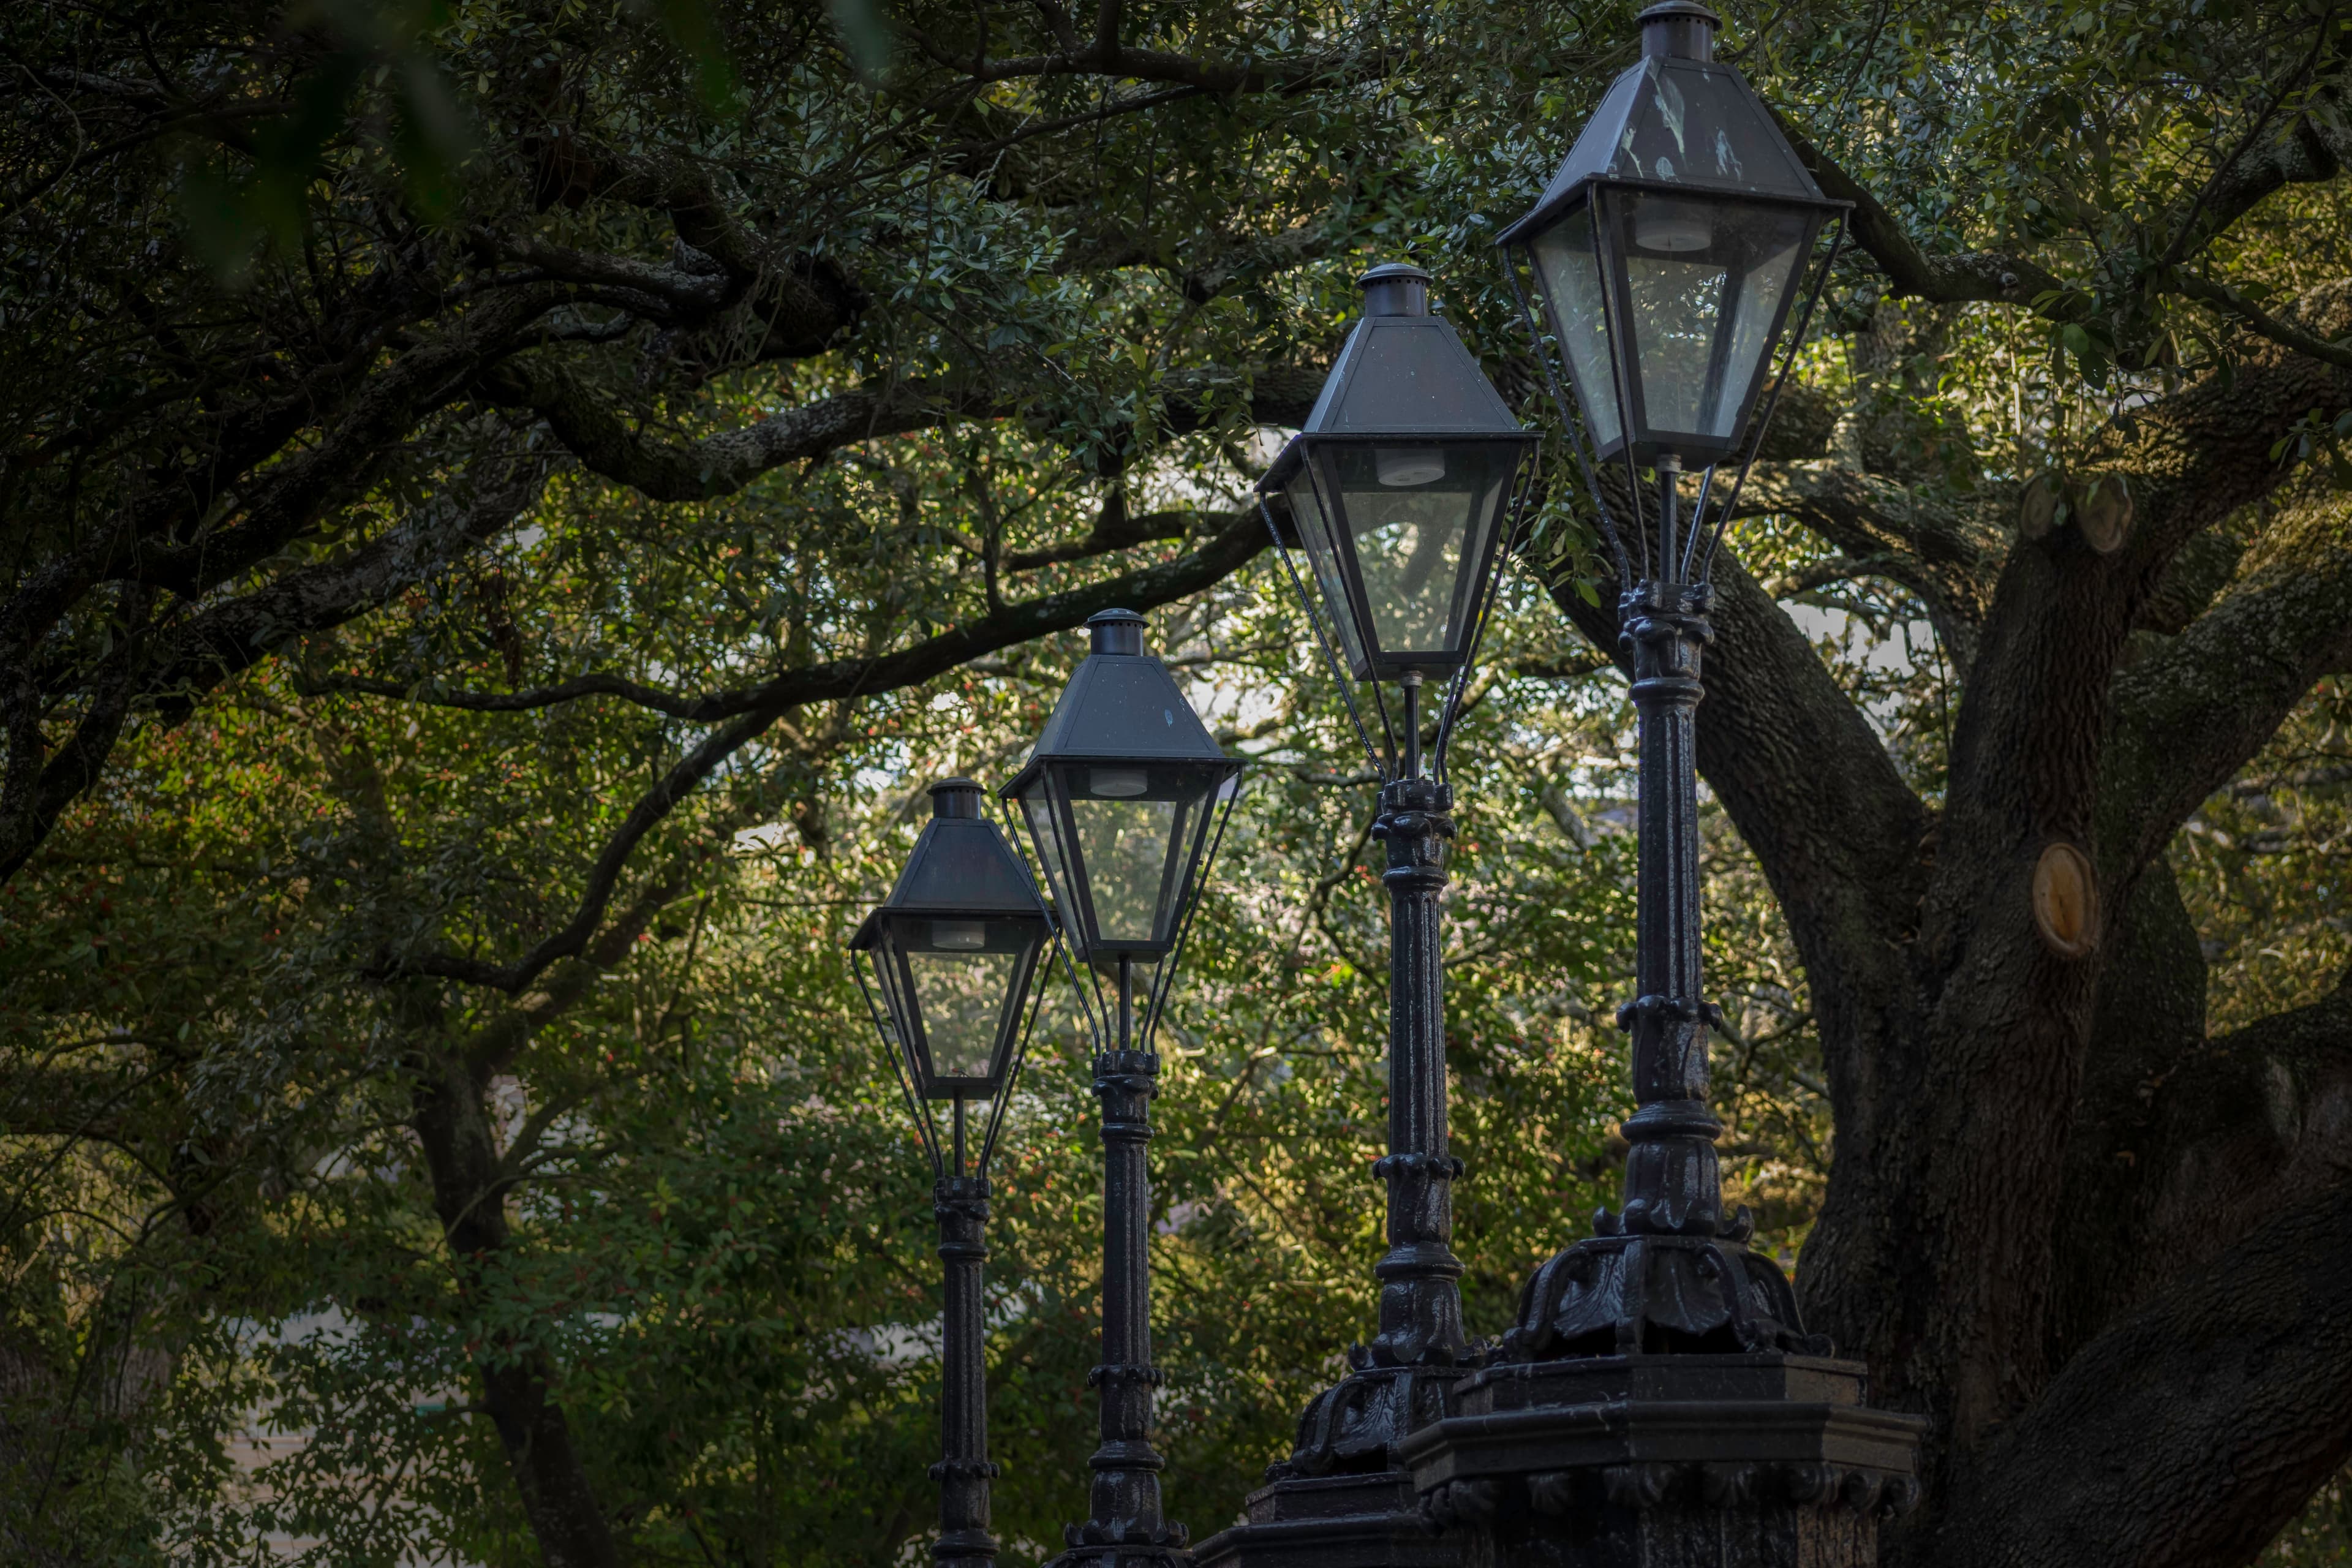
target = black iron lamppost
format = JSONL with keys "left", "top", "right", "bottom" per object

{"left": 1397, "top": 7, "right": 1924, "bottom": 1568}
{"left": 1003, "top": 608, "right": 1243, "bottom": 1568}
{"left": 852, "top": 778, "right": 1055, "bottom": 1568}
{"left": 1196, "top": 262, "right": 1537, "bottom": 1568}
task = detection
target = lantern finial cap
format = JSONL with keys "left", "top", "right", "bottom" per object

{"left": 1357, "top": 261, "right": 1432, "bottom": 317}
{"left": 1086, "top": 607, "right": 1147, "bottom": 656}
{"left": 928, "top": 778, "right": 984, "bottom": 820}
{"left": 1637, "top": 0, "right": 1719, "bottom": 59}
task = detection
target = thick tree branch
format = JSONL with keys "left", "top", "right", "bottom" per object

{"left": 1789, "top": 67, "right": 2352, "bottom": 358}
{"left": 150, "top": 457, "right": 554, "bottom": 722}
{"left": 473, "top": 363, "right": 979, "bottom": 504}
{"left": 1738, "top": 463, "right": 2003, "bottom": 581}
{"left": 309, "top": 670, "right": 710, "bottom": 721}
{"left": 1738, "top": 460, "right": 2007, "bottom": 664}
{"left": 479, "top": 359, "right": 1322, "bottom": 505}
{"left": 2175, "top": 268, "right": 2352, "bottom": 369}
{"left": 383, "top": 504, "right": 1271, "bottom": 993}
{"left": 128, "top": 289, "right": 562, "bottom": 598}
{"left": 1003, "top": 506, "right": 1194, "bottom": 571}
{"left": 1799, "top": 293, "right": 2352, "bottom": 1477}
{"left": 2160, "top": 65, "right": 2352, "bottom": 267}
{"left": 1779, "top": 121, "right": 2062, "bottom": 309}
{"left": 1937, "top": 1177, "right": 2352, "bottom": 1568}
{"left": 899, "top": 25, "right": 1393, "bottom": 96}
{"left": 0, "top": 586, "right": 153, "bottom": 884}
{"left": 2099, "top": 492, "right": 2352, "bottom": 884}
{"left": 473, "top": 232, "right": 734, "bottom": 319}
{"left": 408, "top": 1042, "right": 620, "bottom": 1568}
{"left": 2120, "top": 968, "right": 2352, "bottom": 1302}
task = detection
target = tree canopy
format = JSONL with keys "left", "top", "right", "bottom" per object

{"left": 3, "top": 1, "right": 2351, "bottom": 1566}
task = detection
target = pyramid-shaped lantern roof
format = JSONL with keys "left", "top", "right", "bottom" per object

{"left": 851, "top": 779, "right": 1043, "bottom": 947}
{"left": 1262, "top": 265, "right": 1532, "bottom": 492}
{"left": 1497, "top": 2, "right": 1833, "bottom": 249}
{"left": 1005, "top": 610, "right": 1236, "bottom": 778}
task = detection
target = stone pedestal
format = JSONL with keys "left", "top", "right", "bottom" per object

{"left": 1193, "top": 1365, "right": 1466, "bottom": 1568}
{"left": 1397, "top": 1354, "right": 1924, "bottom": 1568}
{"left": 1195, "top": 1471, "right": 1454, "bottom": 1568}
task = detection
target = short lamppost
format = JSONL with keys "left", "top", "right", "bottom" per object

{"left": 1003, "top": 608, "right": 1243, "bottom": 1568}
{"left": 1397, "top": 7, "right": 1926, "bottom": 1567}
{"left": 851, "top": 778, "right": 1055, "bottom": 1568}
{"left": 1195, "top": 261, "right": 1537, "bottom": 1568}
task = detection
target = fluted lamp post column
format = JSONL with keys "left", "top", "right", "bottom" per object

{"left": 852, "top": 780, "right": 1056, "bottom": 1568}
{"left": 1194, "top": 262, "right": 1536, "bottom": 1568}
{"left": 1396, "top": 8, "right": 1925, "bottom": 1568}
{"left": 1004, "top": 609, "right": 1243, "bottom": 1568}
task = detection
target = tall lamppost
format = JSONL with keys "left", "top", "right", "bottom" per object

{"left": 1003, "top": 608, "right": 1243, "bottom": 1568}
{"left": 1398, "top": 7, "right": 1924, "bottom": 1567}
{"left": 1196, "top": 262, "right": 1537, "bottom": 1568}
{"left": 851, "top": 778, "right": 1057, "bottom": 1568}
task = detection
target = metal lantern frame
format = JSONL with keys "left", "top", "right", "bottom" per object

{"left": 1177, "top": 260, "right": 1538, "bottom": 1564}
{"left": 1495, "top": 6, "right": 1850, "bottom": 590}
{"left": 1005, "top": 610, "right": 1242, "bottom": 1568}
{"left": 1351, "top": 15, "right": 1929, "bottom": 1568}
{"left": 1531, "top": 184, "right": 1836, "bottom": 462}
{"left": 1265, "top": 432, "right": 1531, "bottom": 682}
{"left": 850, "top": 778, "right": 1069, "bottom": 1568}
{"left": 1256, "top": 265, "right": 1540, "bottom": 791}
{"left": 851, "top": 780, "right": 1058, "bottom": 1182}
{"left": 999, "top": 610, "right": 1245, "bottom": 1057}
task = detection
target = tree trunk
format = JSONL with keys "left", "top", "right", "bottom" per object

{"left": 1540, "top": 287, "right": 2352, "bottom": 1560}
{"left": 412, "top": 1054, "right": 621, "bottom": 1568}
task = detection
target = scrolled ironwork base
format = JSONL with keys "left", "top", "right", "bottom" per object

{"left": 1504, "top": 1223, "right": 1827, "bottom": 1361}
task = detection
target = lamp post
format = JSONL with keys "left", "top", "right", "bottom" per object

{"left": 1396, "top": 8, "right": 1924, "bottom": 1567}
{"left": 1195, "top": 262, "right": 1536, "bottom": 1568}
{"left": 851, "top": 778, "right": 1055, "bottom": 1568}
{"left": 1004, "top": 608, "right": 1242, "bottom": 1568}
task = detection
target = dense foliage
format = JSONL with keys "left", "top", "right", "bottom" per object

{"left": 2, "top": 2, "right": 2350, "bottom": 1567}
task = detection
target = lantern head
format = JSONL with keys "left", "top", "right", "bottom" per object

{"left": 1001, "top": 610, "right": 1242, "bottom": 963}
{"left": 852, "top": 779, "right": 1049, "bottom": 1100}
{"left": 1498, "top": 2, "right": 1841, "bottom": 467}
{"left": 1259, "top": 263, "right": 1536, "bottom": 683}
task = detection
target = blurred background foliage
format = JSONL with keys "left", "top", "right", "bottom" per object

{"left": 2, "top": 0, "right": 2348, "bottom": 1562}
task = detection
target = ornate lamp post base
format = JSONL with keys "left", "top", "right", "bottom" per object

{"left": 1387, "top": 570, "right": 1924, "bottom": 1567}
{"left": 1399, "top": 1352, "right": 1923, "bottom": 1568}
{"left": 1196, "top": 1468, "right": 1455, "bottom": 1568}
{"left": 1194, "top": 773, "right": 1474, "bottom": 1568}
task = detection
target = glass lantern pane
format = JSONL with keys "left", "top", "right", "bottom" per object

{"left": 907, "top": 948, "right": 1017, "bottom": 1080}
{"left": 1324, "top": 445, "right": 1514, "bottom": 664}
{"left": 1018, "top": 783, "right": 1079, "bottom": 933}
{"left": 895, "top": 916, "right": 1039, "bottom": 1093}
{"left": 1283, "top": 466, "right": 1370, "bottom": 679}
{"left": 1528, "top": 203, "right": 1623, "bottom": 454}
{"left": 1061, "top": 763, "right": 1216, "bottom": 948}
{"left": 1606, "top": 191, "right": 1812, "bottom": 447}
